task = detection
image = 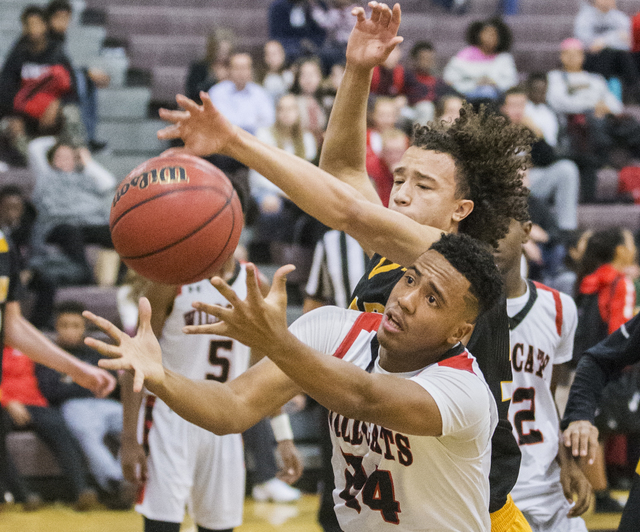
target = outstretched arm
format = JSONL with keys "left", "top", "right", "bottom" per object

{"left": 319, "top": 2, "right": 403, "bottom": 203}
{"left": 157, "top": 94, "right": 441, "bottom": 267}
{"left": 183, "top": 265, "right": 445, "bottom": 437}
{"left": 84, "top": 298, "right": 301, "bottom": 436}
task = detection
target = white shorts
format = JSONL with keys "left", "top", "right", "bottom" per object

{"left": 136, "top": 395, "right": 245, "bottom": 529}
{"left": 514, "top": 477, "right": 588, "bottom": 532}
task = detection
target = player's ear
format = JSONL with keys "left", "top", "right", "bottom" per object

{"left": 521, "top": 221, "right": 533, "bottom": 244}
{"left": 447, "top": 321, "right": 474, "bottom": 346}
{"left": 452, "top": 199, "right": 474, "bottom": 223}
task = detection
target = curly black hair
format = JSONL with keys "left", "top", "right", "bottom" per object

{"left": 412, "top": 101, "right": 532, "bottom": 248}
{"left": 466, "top": 17, "right": 513, "bottom": 53}
{"left": 430, "top": 232, "right": 503, "bottom": 319}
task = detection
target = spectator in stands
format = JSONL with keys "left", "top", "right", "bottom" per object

{"left": 319, "top": 62, "right": 345, "bottom": 112}
{"left": 45, "top": 0, "right": 110, "bottom": 151}
{"left": 35, "top": 301, "right": 133, "bottom": 509}
{"left": 366, "top": 96, "right": 399, "bottom": 157}
{"left": 547, "top": 38, "right": 640, "bottom": 200}
{"left": 250, "top": 93, "right": 317, "bottom": 259}
{"left": 405, "top": 41, "right": 455, "bottom": 126}
{"left": 0, "top": 117, "right": 28, "bottom": 166}
{"left": 366, "top": 129, "right": 409, "bottom": 207}
{"left": 0, "top": 6, "right": 80, "bottom": 141}
{"left": 500, "top": 86, "right": 579, "bottom": 235}
{"left": 443, "top": 17, "right": 518, "bottom": 102}
{"left": 1, "top": 345, "right": 99, "bottom": 510}
{"left": 208, "top": 52, "right": 275, "bottom": 136}
{"left": 28, "top": 135, "right": 116, "bottom": 286}
{"left": 186, "top": 30, "right": 235, "bottom": 103}
{"left": 268, "top": 0, "right": 326, "bottom": 63}
{"left": 431, "top": 0, "right": 470, "bottom": 15}
{"left": 291, "top": 56, "right": 327, "bottom": 142}
{"left": 262, "top": 40, "right": 294, "bottom": 101}
{"left": 576, "top": 227, "right": 637, "bottom": 335}
{"left": 574, "top": 0, "right": 640, "bottom": 99}
{"left": 311, "top": 0, "right": 354, "bottom": 72}
{"left": 370, "top": 44, "right": 406, "bottom": 98}
{"left": 523, "top": 72, "right": 560, "bottom": 148}
{"left": 434, "top": 93, "right": 464, "bottom": 123}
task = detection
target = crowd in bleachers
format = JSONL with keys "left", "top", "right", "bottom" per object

{"left": 1, "top": 0, "right": 640, "bottom": 524}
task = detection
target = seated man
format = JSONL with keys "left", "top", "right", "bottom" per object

{"left": 35, "top": 301, "right": 133, "bottom": 509}
{"left": 87, "top": 232, "right": 501, "bottom": 532}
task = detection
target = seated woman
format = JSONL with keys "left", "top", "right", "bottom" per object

{"left": 249, "top": 93, "right": 317, "bottom": 261}
{"left": 443, "top": 17, "right": 518, "bottom": 102}
{"left": 28, "top": 135, "right": 116, "bottom": 285}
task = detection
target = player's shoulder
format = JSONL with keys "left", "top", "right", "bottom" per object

{"left": 533, "top": 281, "right": 577, "bottom": 316}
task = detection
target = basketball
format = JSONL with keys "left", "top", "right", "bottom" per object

{"left": 110, "top": 153, "right": 243, "bottom": 285}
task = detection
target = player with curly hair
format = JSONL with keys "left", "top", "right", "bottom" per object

{"left": 157, "top": 4, "right": 533, "bottom": 531}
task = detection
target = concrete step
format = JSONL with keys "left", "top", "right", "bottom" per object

{"left": 578, "top": 204, "right": 640, "bottom": 233}
{"left": 97, "top": 86, "right": 151, "bottom": 119}
{"left": 92, "top": 152, "right": 152, "bottom": 183}
{"left": 96, "top": 119, "right": 169, "bottom": 153}
{"left": 66, "top": 24, "right": 106, "bottom": 64}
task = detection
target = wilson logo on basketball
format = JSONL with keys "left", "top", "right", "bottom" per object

{"left": 112, "top": 166, "right": 189, "bottom": 207}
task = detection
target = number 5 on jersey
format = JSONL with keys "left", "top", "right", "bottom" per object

{"left": 206, "top": 340, "right": 232, "bottom": 382}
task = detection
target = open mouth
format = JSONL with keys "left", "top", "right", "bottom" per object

{"left": 383, "top": 309, "right": 404, "bottom": 333}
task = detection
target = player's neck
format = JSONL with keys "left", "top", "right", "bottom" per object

{"left": 379, "top": 344, "right": 451, "bottom": 373}
{"left": 503, "top": 267, "right": 527, "bottom": 299}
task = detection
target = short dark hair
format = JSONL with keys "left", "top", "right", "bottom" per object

{"left": 500, "top": 85, "right": 527, "bottom": 106}
{"left": 410, "top": 41, "right": 434, "bottom": 58}
{"left": 45, "top": 0, "right": 72, "bottom": 20}
{"left": 527, "top": 72, "right": 548, "bottom": 86}
{"left": 466, "top": 17, "right": 513, "bottom": 53}
{"left": 430, "top": 232, "right": 503, "bottom": 318}
{"left": 412, "top": 102, "right": 532, "bottom": 247}
{"left": 575, "top": 228, "right": 627, "bottom": 294}
{"left": 54, "top": 300, "right": 86, "bottom": 318}
{"left": 21, "top": 5, "right": 46, "bottom": 24}
{"left": 0, "top": 185, "right": 25, "bottom": 202}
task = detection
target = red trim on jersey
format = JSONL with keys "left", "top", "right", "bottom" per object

{"left": 533, "top": 281, "right": 563, "bottom": 336}
{"left": 137, "top": 395, "right": 156, "bottom": 505}
{"left": 437, "top": 351, "right": 476, "bottom": 374}
{"left": 333, "top": 313, "right": 383, "bottom": 359}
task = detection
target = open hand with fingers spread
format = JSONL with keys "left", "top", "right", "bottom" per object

{"left": 183, "top": 264, "right": 295, "bottom": 355}
{"left": 346, "top": 2, "right": 403, "bottom": 70}
{"left": 83, "top": 297, "right": 165, "bottom": 393}
{"left": 157, "top": 92, "right": 240, "bottom": 158}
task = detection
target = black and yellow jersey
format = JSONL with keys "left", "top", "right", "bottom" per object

{"left": 350, "top": 253, "right": 521, "bottom": 513}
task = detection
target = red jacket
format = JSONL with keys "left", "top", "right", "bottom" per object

{"left": 579, "top": 264, "right": 636, "bottom": 334}
{"left": 1, "top": 346, "right": 48, "bottom": 407}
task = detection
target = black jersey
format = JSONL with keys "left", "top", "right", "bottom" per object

{"left": 0, "top": 230, "right": 22, "bottom": 381}
{"left": 350, "top": 253, "right": 521, "bottom": 512}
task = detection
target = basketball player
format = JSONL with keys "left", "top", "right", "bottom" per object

{"left": 120, "top": 256, "right": 302, "bottom": 532}
{"left": 86, "top": 232, "right": 502, "bottom": 531}
{"left": 156, "top": 4, "right": 532, "bottom": 529}
{"left": 494, "top": 218, "right": 592, "bottom": 531}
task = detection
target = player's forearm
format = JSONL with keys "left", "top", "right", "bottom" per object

{"left": 120, "top": 372, "right": 143, "bottom": 442}
{"left": 225, "top": 130, "right": 440, "bottom": 266}
{"left": 265, "top": 334, "right": 440, "bottom": 436}
{"left": 5, "top": 305, "right": 90, "bottom": 381}
{"left": 319, "top": 64, "right": 379, "bottom": 202}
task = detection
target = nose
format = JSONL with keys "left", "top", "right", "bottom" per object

{"left": 396, "top": 288, "right": 417, "bottom": 315}
{"left": 392, "top": 181, "right": 412, "bottom": 206}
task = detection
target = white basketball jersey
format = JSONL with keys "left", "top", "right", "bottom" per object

{"left": 289, "top": 307, "right": 497, "bottom": 532}
{"left": 158, "top": 263, "right": 251, "bottom": 382}
{"left": 508, "top": 281, "right": 577, "bottom": 518}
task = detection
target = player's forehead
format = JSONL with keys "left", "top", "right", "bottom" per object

{"left": 411, "top": 249, "right": 471, "bottom": 301}
{"left": 395, "top": 147, "right": 457, "bottom": 187}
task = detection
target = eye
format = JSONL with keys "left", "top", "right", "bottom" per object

{"left": 427, "top": 295, "right": 438, "bottom": 305}
{"left": 404, "top": 274, "right": 415, "bottom": 285}
{"left": 417, "top": 184, "right": 430, "bottom": 191}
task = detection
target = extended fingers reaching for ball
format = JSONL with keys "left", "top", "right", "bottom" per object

{"left": 157, "top": 92, "right": 240, "bottom": 158}
{"left": 184, "top": 264, "right": 295, "bottom": 353}
{"left": 84, "top": 298, "right": 166, "bottom": 393}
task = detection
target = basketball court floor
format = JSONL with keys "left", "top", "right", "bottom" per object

{"left": 0, "top": 492, "right": 626, "bottom": 531}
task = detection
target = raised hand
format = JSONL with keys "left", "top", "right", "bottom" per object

{"left": 157, "top": 92, "right": 240, "bottom": 158}
{"left": 183, "top": 264, "right": 295, "bottom": 352}
{"left": 83, "top": 297, "right": 165, "bottom": 393}
{"left": 346, "top": 2, "right": 403, "bottom": 70}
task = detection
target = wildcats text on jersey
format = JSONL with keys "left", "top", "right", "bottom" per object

{"left": 511, "top": 343, "right": 551, "bottom": 378}
{"left": 329, "top": 412, "right": 413, "bottom": 466}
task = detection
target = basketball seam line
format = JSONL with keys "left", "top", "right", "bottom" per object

{"left": 188, "top": 191, "right": 240, "bottom": 282}
{"left": 118, "top": 192, "right": 234, "bottom": 260}
{"left": 109, "top": 185, "right": 231, "bottom": 232}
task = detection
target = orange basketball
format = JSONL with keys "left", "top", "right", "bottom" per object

{"left": 110, "top": 153, "right": 243, "bottom": 285}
